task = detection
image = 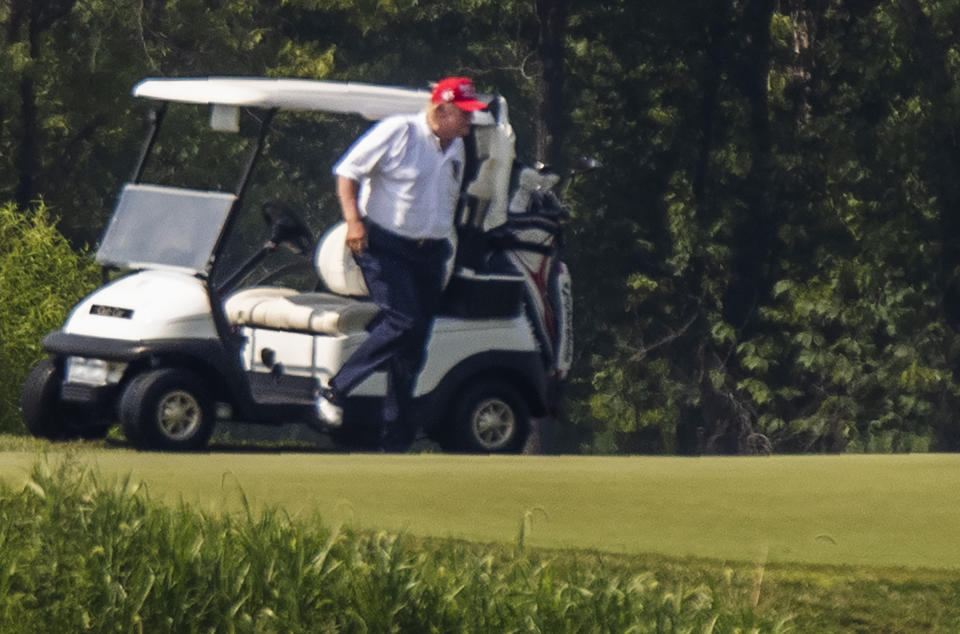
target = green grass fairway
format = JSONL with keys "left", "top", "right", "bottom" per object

{"left": 2, "top": 447, "right": 959, "bottom": 569}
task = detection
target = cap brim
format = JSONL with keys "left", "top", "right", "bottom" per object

{"left": 453, "top": 99, "right": 488, "bottom": 112}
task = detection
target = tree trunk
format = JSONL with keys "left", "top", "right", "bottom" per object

{"left": 693, "top": 3, "right": 731, "bottom": 219}
{"left": 15, "top": 75, "right": 37, "bottom": 210}
{"left": 896, "top": 0, "right": 960, "bottom": 331}
{"left": 8, "top": 0, "right": 80, "bottom": 210}
{"left": 535, "top": 0, "right": 567, "bottom": 166}
{"left": 722, "top": 0, "right": 776, "bottom": 329}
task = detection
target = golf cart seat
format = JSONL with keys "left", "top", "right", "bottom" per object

{"left": 224, "top": 225, "right": 378, "bottom": 335}
{"left": 224, "top": 287, "right": 378, "bottom": 335}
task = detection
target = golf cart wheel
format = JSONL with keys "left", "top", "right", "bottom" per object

{"left": 20, "top": 358, "right": 68, "bottom": 439}
{"left": 450, "top": 379, "right": 528, "bottom": 453}
{"left": 120, "top": 368, "right": 215, "bottom": 451}
{"left": 21, "top": 358, "right": 112, "bottom": 440}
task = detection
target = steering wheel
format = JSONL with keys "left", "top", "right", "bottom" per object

{"left": 260, "top": 201, "right": 314, "bottom": 255}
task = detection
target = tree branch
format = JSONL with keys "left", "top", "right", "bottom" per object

{"left": 629, "top": 310, "right": 699, "bottom": 363}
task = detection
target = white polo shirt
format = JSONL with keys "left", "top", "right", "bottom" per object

{"left": 333, "top": 112, "right": 464, "bottom": 240}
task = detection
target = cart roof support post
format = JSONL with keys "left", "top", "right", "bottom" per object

{"left": 131, "top": 104, "right": 168, "bottom": 183}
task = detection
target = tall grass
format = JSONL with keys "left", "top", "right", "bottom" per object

{"left": 0, "top": 457, "right": 794, "bottom": 633}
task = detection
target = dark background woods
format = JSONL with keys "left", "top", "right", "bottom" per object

{"left": 2, "top": 0, "right": 960, "bottom": 454}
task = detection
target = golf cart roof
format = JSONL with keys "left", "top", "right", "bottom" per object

{"left": 133, "top": 77, "right": 437, "bottom": 120}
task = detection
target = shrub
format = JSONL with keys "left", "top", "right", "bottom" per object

{"left": 0, "top": 203, "right": 99, "bottom": 434}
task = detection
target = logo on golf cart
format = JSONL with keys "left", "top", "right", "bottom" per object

{"left": 90, "top": 304, "right": 134, "bottom": 319}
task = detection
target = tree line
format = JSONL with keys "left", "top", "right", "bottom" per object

{"left": 2, "top": 0, "right": 959, "bottom": 453}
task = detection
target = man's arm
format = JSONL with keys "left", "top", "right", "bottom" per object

{"left": 336, "top": 176, "right": 367, "bottom": 254}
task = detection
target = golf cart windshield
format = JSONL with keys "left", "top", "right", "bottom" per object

{"left": 95, "top": 184, "right": 235, "bottom": 275}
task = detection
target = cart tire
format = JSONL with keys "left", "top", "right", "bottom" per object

{"left": 120, "top": 368, "right": 215, "bottom": 451}
{"left": 450, "top": 379, "right": 528, "bottom": 453}
{"left": 20, "top": 358, "right": 68, "bottom": 439}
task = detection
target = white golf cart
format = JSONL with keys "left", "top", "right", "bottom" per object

{"left": 20, "top": 77, "right": 574, "bottom": 452}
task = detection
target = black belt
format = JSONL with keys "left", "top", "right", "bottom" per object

{"left": 365, "top": 220, "right": 447, "bottom": 249}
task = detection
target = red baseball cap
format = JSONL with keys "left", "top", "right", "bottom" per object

{"left": 431, "top": 77, "right": 488, "bottom": 111}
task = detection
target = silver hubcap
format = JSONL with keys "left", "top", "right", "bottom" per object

{"left": 156, "top": 390, "right": 202, "bottom": 440}
{"left": 471, "top": 397, "right": 515, "bottom": 450}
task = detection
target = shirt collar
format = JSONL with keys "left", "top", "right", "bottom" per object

{"left": 416, "top": 111, "right": 462, "bottom": 156}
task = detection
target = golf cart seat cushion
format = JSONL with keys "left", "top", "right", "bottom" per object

{"left": 225, "top": 286, "right": 378, "bottom": 335}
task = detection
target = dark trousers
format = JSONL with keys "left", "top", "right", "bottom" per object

{"left": 329, "top": 221, "right": 450, "bottom": 448}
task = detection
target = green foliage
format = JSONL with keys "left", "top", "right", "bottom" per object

{"left": 3, "top": 456, "right": 960, "bottom": 630}
{"left": 0, "top": 203, "right": 99, "bottom": 434}
{"left": 565, "top": 0, "right": 960, "bottom": 453}
{"left": 3, "top": 1, "right": 960, "bottom": 452}
{"left": 0, "top": 458, "right": 803, "bottom": 632}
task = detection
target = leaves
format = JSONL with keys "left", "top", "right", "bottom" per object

{"left": 0, "top": 203, "right": 99, "bottom": 433}
{"left": 2, "top": 0, "right": 960, "bottom": 452}
{"left": 570, "top": 0, "right": 960, "bottom": 453}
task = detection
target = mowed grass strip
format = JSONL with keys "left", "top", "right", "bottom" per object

{"left": 1, "top": 441, "right": 959, "bottom": 570}
{"left": 3, "top": 454, "right": 960, "bottom": 632}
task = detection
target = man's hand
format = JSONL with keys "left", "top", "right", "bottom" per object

{"left": 345, "top": 218, "right": 367, "bottom": 255}
{"left": 337, "top": 176, "right": 367, "bottom": 254}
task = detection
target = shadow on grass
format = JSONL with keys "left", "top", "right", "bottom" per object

{"left": 6, "top": 424, "right": 441, "bottom": 455}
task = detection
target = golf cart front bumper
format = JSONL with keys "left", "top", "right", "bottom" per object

{"left": 41, "top": 330, "right": 233, "bottom": 405}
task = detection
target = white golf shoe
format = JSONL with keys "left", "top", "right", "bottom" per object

{"left": 315, "top": 387, "right": 343, "bottom": 427}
